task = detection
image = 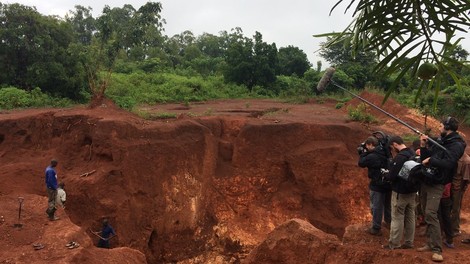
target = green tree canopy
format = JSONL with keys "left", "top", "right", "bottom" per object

{"left": 277, "top": 46, "right": 311, "bottom": 77}
{"left": 223, "top": 29, "right": 278, "bottom": 91}
{"left": 319, "top": 37, "right": 379, "bottom": 89}
{"left": 316, "top": 0, "right": 470, "bottom": 105}
{"left": 0, "top": 3, "right": 85, "bottom": 99}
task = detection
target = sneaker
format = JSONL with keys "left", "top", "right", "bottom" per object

{"left": 417, "top": 244, "right": 431, "bottom": 252}
{"left": 382, "top": 244, "right": 394, "bottom": 250}
{"left": 368, "top": 228, "right": 382, "bottom": 236}
{"left": 431, "top": 253, "right": 443, "bottom": 262}
{"left": 443, "top": 241, "right": 455, "bottom": 248}
{"left": 461, "top": 238, "right": 470, "bottom": 244}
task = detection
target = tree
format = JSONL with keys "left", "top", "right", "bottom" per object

{"left": 223, "top": 28, "right": 255, "bottom": 89}
{"left": 0, "top": 3, "right": 85, "bottom": 99}
{"left": 319, "top": 37, "right": 378, "bottom": 88}
{"left": 223, "top": 29, "right": 278, "bottom": 91}
{"left": 65, "top": 5, "right": 96, "bottom": 45}
{"left": 71, "top": 2, "right": 164, "bottom": 106}
{"left": 316, "top": 0, "right": 470, "bottom": 105}
{"left": 277, "top": 46, "right": 311, "bottom": 77}
{"left": 196, "top": 33, "right": 226, "bottom": 58}
{"left": 449, "top": 45, "right": 469, "bottom": 62}
{"left": 252, "top": 31, "right": 278, "bottom": 88}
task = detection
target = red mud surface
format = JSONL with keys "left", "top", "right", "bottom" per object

{"left": 0, "top": 92, "right": 469, "bottom": 264}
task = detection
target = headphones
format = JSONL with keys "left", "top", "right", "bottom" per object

{"left": 444, "top": 116, "right": 452, "bottom": 130}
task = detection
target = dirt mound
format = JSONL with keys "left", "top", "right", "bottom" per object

{"left": 0, "top": 94, "right": 469, "bottom": 263}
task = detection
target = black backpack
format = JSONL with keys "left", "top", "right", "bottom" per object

{"left": 372, "top": 131, "right": 392, "bottom": 160}
{"left": 372, "top": 131, "right": 393, "bottom": 172}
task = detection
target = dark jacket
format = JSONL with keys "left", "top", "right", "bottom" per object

{"left": 386, "top": 148, "right": 418, "bottom": 194}
{"left": 358, "top": 145, "right": 391, "bottom": 192}
{"left": 420, "top": 131, "right": 467, "bottom": 185}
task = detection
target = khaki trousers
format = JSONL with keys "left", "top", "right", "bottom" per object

{"left": 389, "top": 191, "right": 416, "bottom": 248}
{"left": 420, "top": 183, "right": 445, "bottom": 253}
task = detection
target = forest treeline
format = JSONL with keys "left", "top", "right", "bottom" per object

{"left": 0, "top": 2, "right": 469, "bottom": 123}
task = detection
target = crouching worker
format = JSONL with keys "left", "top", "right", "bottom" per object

{"left": 55, "top": 182, "right": 66, "bottom": 209}
{"left": 92, "top": 219, "right": 117, "bottom": 248}
{"left": 382, "top": 136, "right": 418, "bottom": 250}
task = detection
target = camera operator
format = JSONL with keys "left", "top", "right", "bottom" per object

{"left": 417, "top": 117, "right": 466, "bottom": 262}
{"left": 358, "top": 136, "right": 392, "bottom": 236}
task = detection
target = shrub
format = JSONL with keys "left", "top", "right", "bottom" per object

{"left": 0, "top": 87, "right": 72, "bottom": 109}
{"left": 347, "top": 103, "right": 377, "bottom": 123}
{"left": 0, "top": 87, "right": 31, "bottom": 109}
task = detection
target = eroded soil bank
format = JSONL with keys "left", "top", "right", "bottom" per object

{"left": 1, "top": 94, "right": 469, "bottom": 263}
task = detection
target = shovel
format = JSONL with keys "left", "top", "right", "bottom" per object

{"left": 13, "top": 197, "right": 24, "bottom": 228}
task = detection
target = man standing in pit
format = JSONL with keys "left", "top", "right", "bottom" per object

{"left": 45, "top": 159, "right": 60, "bottom": 221}
{"left": 93, "top": 219, "right": 117, "bottom": 248}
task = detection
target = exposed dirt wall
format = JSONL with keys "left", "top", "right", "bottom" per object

{"left": 2, "top": 95, "right": 469, "bottom": 263}
{"left": 0, "top": 105, "right": 372, "bottom": 263}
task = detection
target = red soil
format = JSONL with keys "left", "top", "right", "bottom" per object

{"left": 0, "top": 92, "right": 469, "bottom": 263}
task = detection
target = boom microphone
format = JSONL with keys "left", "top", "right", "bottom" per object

{"left": 316, "top": 66, "right": 447, "bottom": 151}
{"left": 316, "top": 67, "right": 336, "bottom": 92}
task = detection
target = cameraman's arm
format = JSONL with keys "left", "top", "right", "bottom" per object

{"left": 358, "top": 152, "right": 370, "bottom": 168}
{"left": 358, "top": 152, "right": 382, "bottom": 168}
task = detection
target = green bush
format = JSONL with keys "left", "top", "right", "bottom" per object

{"left": 451, "top": 86, "right": 470, "bottom": 114}
{"left": 0, "top": 87, "right": 72, "bottom": 109}
{"left": 0, "top": 87, "right": 31, "bottom": 109}
{"left": 347, "top": 103, "right": 377, "bottom": 123}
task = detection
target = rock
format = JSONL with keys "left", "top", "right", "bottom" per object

{"left": 243, "top": 218, "right": 340, "bottom": 264}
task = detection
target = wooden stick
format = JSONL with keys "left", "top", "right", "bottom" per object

{"left": 89, "top": 229, "right": 117, "bottom": 240}
{"left": 80, "top": 170, "right": 96, "bottom": 177}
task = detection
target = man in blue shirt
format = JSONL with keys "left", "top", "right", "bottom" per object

{"left": 96, "top": 219, "right": 116, "bottom": 248}
{"left": 45, "top": 159, "right": 59, "bottom": 221}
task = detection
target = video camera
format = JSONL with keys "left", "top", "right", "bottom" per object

{"left": 357, "top": 142, "right": 367, "bottom": 155}
{"left": 357, "top": 131, "right": 393, "bottom": 157}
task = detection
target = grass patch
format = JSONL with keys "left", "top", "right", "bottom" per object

{"left": 132, "top": 109, "right": 177, "bottom": 120}
{"left": 151, "top": 112, "right": 177, "bottom": 119}
{"left": 203, "top": 108, "right": 214, "bottom": 116}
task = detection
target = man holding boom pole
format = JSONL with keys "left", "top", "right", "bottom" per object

{"left": 417, "top": 117, "right": 466, "bottom": 262}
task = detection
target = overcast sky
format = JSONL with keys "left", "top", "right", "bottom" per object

{"left": 7, "top": 0, "right": 356, "bottom": 66}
